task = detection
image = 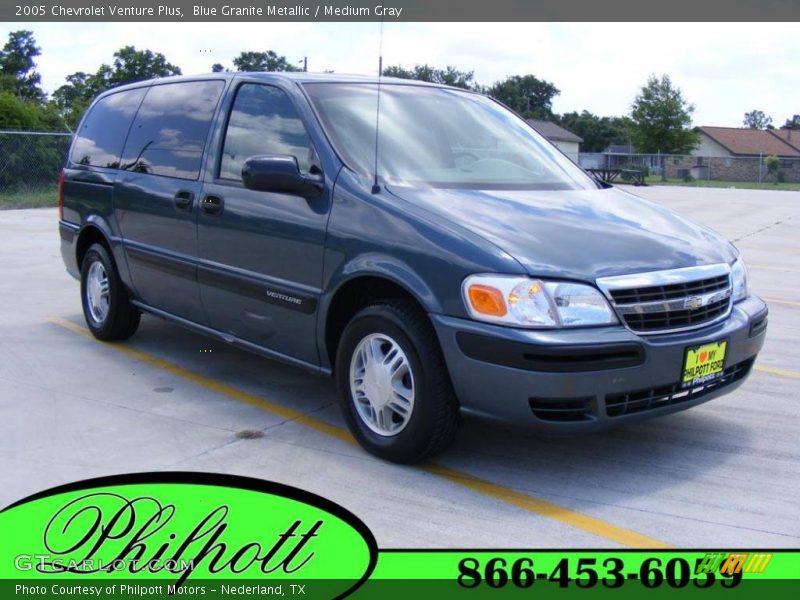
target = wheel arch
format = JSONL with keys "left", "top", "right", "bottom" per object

{"left": 320, "top": 267, "right": 440, "bottom": 373}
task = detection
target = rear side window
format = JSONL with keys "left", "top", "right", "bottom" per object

{"left": 219, "top": 84, "right": 312, "bottom": 180}
{"left": 120, "top": 80, "right": 225, "bottom": 180}
{"left": 70, "top": 88, "right": 145, "bottom": 168}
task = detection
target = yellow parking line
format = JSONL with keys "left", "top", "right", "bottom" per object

{"left": 49, "top": 316, "right": 670, "bottom": 548}
{"left": 424, "top": 464, "right": 670, "bottom": 548}
{"left": 763, "top": 297, "right": 800, "bottom": 309}
{"left": 755, "top": 365, "right": 800, "bottom": 380}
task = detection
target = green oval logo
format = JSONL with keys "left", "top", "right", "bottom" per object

{"left": 0, "top": 473, "right": 376, "bottom": 597}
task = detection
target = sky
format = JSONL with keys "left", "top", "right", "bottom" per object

{"left": 2, "top": 22, "right": 797, "bottom": 127}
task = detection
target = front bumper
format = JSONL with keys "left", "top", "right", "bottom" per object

{"left": 431, "top": 295, "right": 768, "bottom": 431}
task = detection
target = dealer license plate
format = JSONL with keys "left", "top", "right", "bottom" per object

{"left": 682, "top": 340, "right": 727, "bottom": 388}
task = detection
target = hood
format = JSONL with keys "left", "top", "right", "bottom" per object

{"left": 385, "top": 184, "right": 736, "bottom": 281}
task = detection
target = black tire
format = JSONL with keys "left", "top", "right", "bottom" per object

{"left": 80, "top": 243, "right": 140, "bottom": 341}
{"left": 335, "top": 300, "right": 460, "bottom": 463}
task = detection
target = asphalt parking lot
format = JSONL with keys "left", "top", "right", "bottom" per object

{"left": 1, "top": 185, "right": 798, "bottom": 549}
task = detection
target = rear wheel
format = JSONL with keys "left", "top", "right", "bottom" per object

{"left": 80, "top": 243, "right": 140, "bottom": 341}
{"left": 335, "top": 300, "right": 460, "bottom": 463}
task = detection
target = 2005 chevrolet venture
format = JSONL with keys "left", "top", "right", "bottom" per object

{"left": 59, "top": 73, "right": 768, "bottom": 463}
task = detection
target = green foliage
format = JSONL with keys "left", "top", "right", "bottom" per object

{"left": 211, "top": 63, "right": 227, "bottom": 73}
{"left": 764, "top": 155, "right": 780, "bottom": 184}
{"left": 682, "top": 172, "right": 695, "bottom": 183}
{"left": 232, "top": 51, "right": 301, "bottom": 72}
{"left": 629, "top": 74, "right": 698, "bottom": 154}
{"left": 0, "top": 92, "right": 65, "bottom": 130}
{"left": 105, "top": 46, "right": 182, "bottom": 86}
{"left": 0, "top": 30, "right": 45, "bottom": 103}
{"left": 0, "top": 127, "right": 72, "bottom": 191}
{"left": 487, "top": 75, "right": 559, "bottom": 119}
{"left": 783, "top": 115, "right": 800, "bottom": 130}
{"left": 0, "top": 186, "right": 58, "bottom": 209}
{"left": 0, "top": 92, "right": 42, "bottom": 129}
{"left": 743, "top": 110, "right": 772, "bottom": 129}
{"left": 51, "top": 72, "right": 96, "bottom": 129}
{"left": 52, "top": 47, "right": 181, "bottom": 129}
{"left": 558, "top": 111, "right": 631, "bottom": 152}
{"left": 382, "top": 64, "right": 477, "bottom": 90}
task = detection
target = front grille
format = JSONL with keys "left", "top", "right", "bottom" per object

{"left": 605, "top": 358, "right": 753, "bottom": 417}
{"left": 598, "top": 265, "right": 733, "bottom": 334}
{"left": 618, "top": 296, "right": 730, "bottom": 332}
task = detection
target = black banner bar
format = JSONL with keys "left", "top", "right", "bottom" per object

{"left": 4, "top": 0, "right": 800, "bottom": 22}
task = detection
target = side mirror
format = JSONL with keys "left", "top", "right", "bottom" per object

{"left": 241, "top": 155, "right": 323, "bottom": 199}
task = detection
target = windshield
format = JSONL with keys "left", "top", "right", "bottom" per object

{"left": 303, "top": 83, "right": 598, "bottom": 190}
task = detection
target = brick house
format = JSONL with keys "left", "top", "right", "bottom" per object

{"left": 665, "top": 126, "right": 800, "bottom": 182}
{"left": 526, "top": 119, "right": 583, "bottom": 157}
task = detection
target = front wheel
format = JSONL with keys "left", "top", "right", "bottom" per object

{"left": 335, "top": 300, "right": 460, "bottom": 463}
{"left": 80, "top": 243, "right": 140, "bottom": 341}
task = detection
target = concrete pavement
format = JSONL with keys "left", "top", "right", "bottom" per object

{"left": 0, "top": 185, "right": 798, "bottom": 548}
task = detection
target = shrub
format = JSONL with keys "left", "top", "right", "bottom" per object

{"left": 764, "top": 155, "right": 780, "bottom": 183}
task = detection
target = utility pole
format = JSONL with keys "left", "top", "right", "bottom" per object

{"left": 303, "top": 56, "right": 307, "bottom": 72}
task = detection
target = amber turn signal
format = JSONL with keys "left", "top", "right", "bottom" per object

{"left": 467, "top": 284, "right": 507, "bottom": 317}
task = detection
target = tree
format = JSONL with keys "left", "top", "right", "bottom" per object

{"left": 232, "top": 51, "right": 301, "bottom": 72}
{"left": 211, "top": 63, "right": 227, "bottom": 73}
{"left": 382, "top": 64, "right": 477, "bottom": 90}
{"left": 51, "top": 47, "right": 181, "bottom": 129}
{"left": 487, "top": 75, "right": 559, "bottom": 120}
{"left": 105, "top": 46, "right": 182, "bottom": 87}
{"left": 51, "top": 72, "right": 100, "bottom": 129}
{"left": 743, "top": 110, "right": 773, "bottom": 129}
{"left": 558, "top": 111, "right": 631, "bottom": 152}
{"left": 629, "top": 74, "right": 698, "bottom": 154}
{"left": 0, "top": 30, "right": 45, "bottom": 102}
{"left": 782, "top": 115, "right": 800, "bottom": 130}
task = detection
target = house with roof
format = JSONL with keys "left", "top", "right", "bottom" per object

{"left": 665, "top": 126, "right": 800, "bottom": 182}
{"left": 769, "top": 128, "right": 800, "bottom": 152}
{"left": 526, "top": 119, "right": 583, "bottom": 157}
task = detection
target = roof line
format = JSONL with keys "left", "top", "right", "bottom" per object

{"left": 767, "top": 129, "right": 800, "bottom": 152}
{"left": 696, "top": 126, "right": 800, "bottom": 157}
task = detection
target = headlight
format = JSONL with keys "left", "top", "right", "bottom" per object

{"left": 463, "top": 274, "right": 618, "bottom": 328}
{"left": 730, "top": 259, "right": 749, "bottom": 302}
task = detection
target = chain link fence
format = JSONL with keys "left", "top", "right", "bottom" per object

{"left": 0, "top": 130, "right": 73, "bottom": 208}
{"left": 2, "top": 131, "right": 799, "bottom": 209}
{"left": 575, "top": 152, "right": 800, "bottom": 185}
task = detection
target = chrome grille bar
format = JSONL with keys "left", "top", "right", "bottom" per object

{"left": 597, "top": 263, "right": 733, "bottom": 335}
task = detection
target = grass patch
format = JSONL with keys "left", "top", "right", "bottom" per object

{"left": 641, "top": 176, "right": 800, "bottom": 191}
{"left": 0, "top": 187, "right": 58, "bottom": 209}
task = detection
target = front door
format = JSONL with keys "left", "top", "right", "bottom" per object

{"left": 197, "top": 83, "right": 331, "bottom": 366}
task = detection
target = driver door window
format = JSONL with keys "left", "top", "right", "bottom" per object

{"left": 219, "top": 84, "right": 312, "bottom": 180}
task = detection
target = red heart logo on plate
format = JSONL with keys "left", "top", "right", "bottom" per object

{"left": 699, "top": 351, "right": 708, "bottom": 363}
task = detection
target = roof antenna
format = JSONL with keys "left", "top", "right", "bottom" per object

{"left": 371, "top": 17, "right": 384, "bottom": 194}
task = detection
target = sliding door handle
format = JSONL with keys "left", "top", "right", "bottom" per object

{"left": 174, "top": 190, "right": 194, "bottom": 210}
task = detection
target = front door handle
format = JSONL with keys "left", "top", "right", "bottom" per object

{"left": 174, "top": 190, "right": 194, "bottom": 210}
{"left": 201, "top": 195, "right": 224, "bottom": 216}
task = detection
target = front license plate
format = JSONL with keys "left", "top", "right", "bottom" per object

{"left": 682, "top": 340, "right": 727, "bottom": 388}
